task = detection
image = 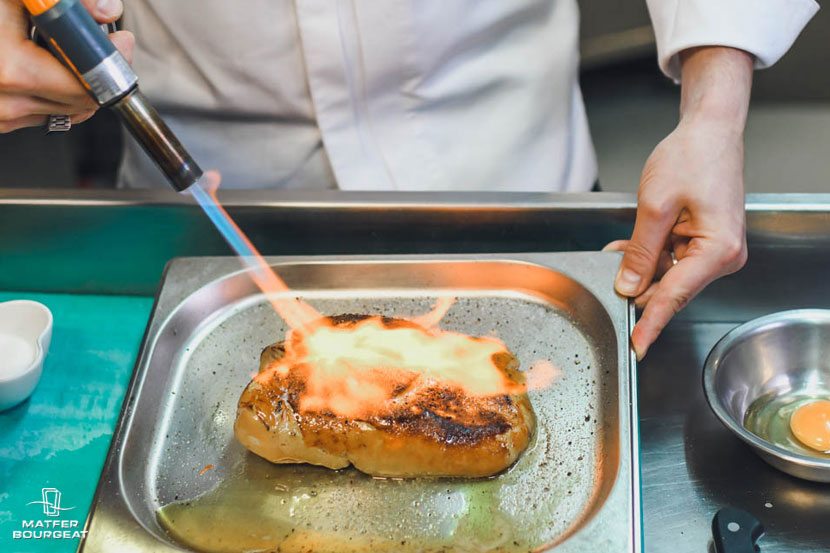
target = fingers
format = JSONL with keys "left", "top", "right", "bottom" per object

{"left": 601, "top": 240, "right": 628, "bottom": 253}
{"left": 614, "top": 198, "right": 678, "bottom": 298}
{"left": 604, "top": 240, "right": 676, "bottom": 281}
{"left": 607, "top": 232, "right": 746, "bottom": 360}
{"left": 633, "top": 282, "right": 658, "bottom": 310}
{"left": 630, "top": 252, "right": 720, "bottom": 360}
{"left": 9, "top": 28, "right": 135, "bottom": 102}
{"left": 0, "top": 93, "right": 98, "bottom": 133}
{"left": 0, "top": 110, "right": 97, "bottom": 134}
{"left": 0, "top": 92, "right": 93, "bottom": 117}
{"left": 0, "top": 0, "right": 129, "bottom": 133}
{"left": 109, "top": 30, "right": 135, "bottom": 64}
{"left": 2, "top": 40, "right": 96, "bottom": 105}
{"left": 79, "top": 0, "right": 124, "bottom": 23}
{"left": 72, "top": 110, "right": 97, "bottom": 125}
{"left": 0, "top": 114, "right": 46, "bottom": 133}
{"left": 0, "top": 26, "right": 134, "bottom": 128}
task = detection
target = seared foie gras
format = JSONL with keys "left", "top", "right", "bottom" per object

{"left": 234, "top": 314, "right": 535, "bottom": 478}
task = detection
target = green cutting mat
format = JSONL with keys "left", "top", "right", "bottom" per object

{"left": 0, "top": 292, "right": 153, "bottom": 553}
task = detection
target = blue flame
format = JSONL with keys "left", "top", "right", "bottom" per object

{"left": 188, "top": 179, "right": 258, "bottom": 260}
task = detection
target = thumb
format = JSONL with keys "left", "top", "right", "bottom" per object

{"left": 79, "top": 0, "right": 123, "bottom": 23}
{"left": 615, "top": 201, "right": 675, "bottom": 297}
{"left": 631, "top": 251, "right": 719, "bottom": 359}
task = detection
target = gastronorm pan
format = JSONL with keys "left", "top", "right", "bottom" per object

{"left": 79, "top": 253, "right": 640, "bottom": 553}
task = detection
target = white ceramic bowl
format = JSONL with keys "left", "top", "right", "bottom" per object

{"left": 0, "top": 300, "right": 53, "bottom": 411}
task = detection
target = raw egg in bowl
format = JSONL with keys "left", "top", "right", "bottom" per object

{"left": 703, "top": 309, "right": 830, "bottom": 482}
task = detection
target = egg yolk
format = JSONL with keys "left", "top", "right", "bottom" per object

{"left": 789, "top": 400, "right": 830, "bottom": 453}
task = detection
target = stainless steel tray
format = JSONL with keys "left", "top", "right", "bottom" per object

{"left": 79, "top": 253, "right": 639, "bottom": 553}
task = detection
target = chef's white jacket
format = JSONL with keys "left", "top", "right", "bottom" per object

{"left": 120, "top": 0, "right": 818, "bottom": 191}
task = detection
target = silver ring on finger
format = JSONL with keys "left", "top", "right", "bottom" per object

{"left": 45, "top": 115, "right": 72, "bottom": 134}
{"left": 670, "top": 251, "right": 678, "bottom": 265}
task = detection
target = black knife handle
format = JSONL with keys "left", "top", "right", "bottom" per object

{"left": 712, "top": 507, "right": 764, "bottom": 553}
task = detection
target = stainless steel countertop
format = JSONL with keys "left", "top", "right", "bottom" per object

{"left": 642, "top": 322, "right": 830, "bottom": 552}
{"left": 2, "top": 189, "right": 830, "bottom": 552}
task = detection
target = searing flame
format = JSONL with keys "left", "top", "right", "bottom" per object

{"left": 190, "top": 172, "right": 560, "bottom": 418}
{"left": 190, "top": 172, "right": 322, "bottom": 332}
{"left": 410, "top": 296, "right": 455, "bottom": 328}
{"left": 190, "top": 172, "right": 457, "bottom": 334}
{"left": 526, "top": 359, "right": 560, "bottom": 390}
{"left": 257, "top": 316, "right": 559, "bottom": 418}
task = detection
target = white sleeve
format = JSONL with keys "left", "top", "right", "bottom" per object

{"left": 645, "top": 0, "right": 819, "bottom": 82}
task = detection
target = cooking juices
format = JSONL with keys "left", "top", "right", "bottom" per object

{"left": 156, "top": 456, "right": 540, "bottom": 553}
{"left": 155, "top": 421, "right": 590, "bottom": 553}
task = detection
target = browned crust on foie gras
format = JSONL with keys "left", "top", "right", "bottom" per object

{"left": 234, "top": 314, "right": 535, "bottom": 478}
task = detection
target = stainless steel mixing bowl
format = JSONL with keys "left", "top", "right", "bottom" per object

{"left": 703, "top": 309, "right": 830, "bottom": 482}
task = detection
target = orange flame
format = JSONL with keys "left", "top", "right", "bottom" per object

{"left": 526, "top": 360, "right": 561, "bottom": 391}
{"left": 410, "top": 296, "right": 455, "bottom": 328}
{"left": 194, "top": 172, "right": 561, "bottom": 418}
{"left": 256, "top": 316, "right": 510, "bottom": 418}
{"left": 195, "top": 172, "right": 457, "bottom": 336}
{"left": 256, "top": 316, "right": 560, "bottom": 419}
{"left": 197, "top": 172, "right": 323, "bottom": 332}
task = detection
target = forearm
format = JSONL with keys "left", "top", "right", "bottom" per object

{"left": 678, "top": 47, "right": 754, "bottom": 133}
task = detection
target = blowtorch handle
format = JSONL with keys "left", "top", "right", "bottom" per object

{"left": 24, "top": 0, "right": 138, "bottom": 106}
{"left": 23, "top": 0, "right": 203, "bottom": 191}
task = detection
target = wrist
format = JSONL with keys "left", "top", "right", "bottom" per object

{"left": 680, "top": 104, "right": 747, "bottom": 138}
{"left": 678, "top": 47, "right": 754, "bottom": 134}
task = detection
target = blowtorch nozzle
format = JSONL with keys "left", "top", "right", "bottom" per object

{"left": 110, "top": 90, "right": 203, "bottom": 192}
{"left": 24, "top": 0, "right": 203, "bottom": 192}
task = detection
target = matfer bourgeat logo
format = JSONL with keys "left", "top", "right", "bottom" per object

{"left": 26, "top": 488, "right": 75, "bottom": 517}
{"left": 12, "top": 488, "right": 86, "bottom": 541}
